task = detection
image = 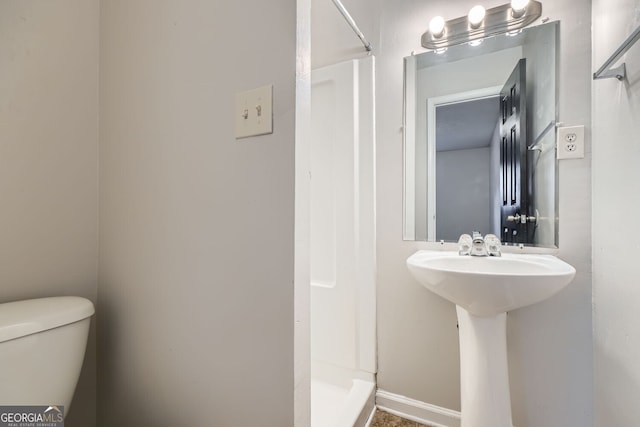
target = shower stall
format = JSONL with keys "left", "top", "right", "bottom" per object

{"left": 309, "top": 55, "right": 376, "bottom": 427}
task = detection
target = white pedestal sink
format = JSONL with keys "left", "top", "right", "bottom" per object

{"left": 406, "top": 250, "right": 576, "bottom": 427}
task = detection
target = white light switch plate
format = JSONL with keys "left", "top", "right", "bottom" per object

{"left": 557, "top": 125, "right": 585, "bottom": 159}
{"left": 235, "top": 84, "right": 273, "bottom": 139}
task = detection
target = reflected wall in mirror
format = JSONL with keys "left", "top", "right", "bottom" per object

{"left": 403, "top": 22, "right": 558, "bottom": 247}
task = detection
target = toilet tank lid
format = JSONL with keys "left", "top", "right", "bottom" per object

{"left": 0, "top": 297, "right": 94, "bottom": 344}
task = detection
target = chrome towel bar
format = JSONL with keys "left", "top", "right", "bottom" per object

{"left": 594, "top": 25, "right": 640, "bottom": 81}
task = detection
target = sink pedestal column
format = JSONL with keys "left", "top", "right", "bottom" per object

{"left": 456, "top": 306, "right": 513, "bottom": 427}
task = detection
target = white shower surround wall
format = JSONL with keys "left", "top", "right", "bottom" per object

{"left": 310, "top": 56, "right": 376, "bottom": 427}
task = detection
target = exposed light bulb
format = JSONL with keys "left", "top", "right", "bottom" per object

{"left": 429, "top": 16, "right": 446, "bottom": 38}
{"left": 511, "top": 0, "right": 529, "bottom": 17}
{"left": 468, "top": 5, "right": 486, "bottom": 28}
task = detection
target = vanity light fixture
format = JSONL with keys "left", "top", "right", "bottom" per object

{"left": 422, "top": 0, "right": 542, "bottom": 49}
{"left": 468, "top": 5, "right": 486, "bottom": 29}
{"left": 510, "top": 0, "right": 530, "bottom": 18}
{"left": 429, "top": 16, "right": 446, "bottom": 38}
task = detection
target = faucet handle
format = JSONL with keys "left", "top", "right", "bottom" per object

{"left": 484, "top": 234, "right": 502, "bottom": 257}
{"left": 458, "top": 234, "right": 472, "bottom": 256}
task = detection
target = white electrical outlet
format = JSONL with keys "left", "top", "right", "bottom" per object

{"left": 557, "top": 125, "right": 585, "bottom": 159}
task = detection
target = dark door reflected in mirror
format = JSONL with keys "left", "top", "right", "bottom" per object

{"left": 499, "top": 58, "right": 531, "bottom": 244}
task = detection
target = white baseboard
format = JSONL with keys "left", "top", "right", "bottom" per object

{"left": 375, "top": 389, "right": 461, "bottom": 427}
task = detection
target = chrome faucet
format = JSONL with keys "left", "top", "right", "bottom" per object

{"left": 458, "top": 232, "right": 502, "bottom": 257}
{"left": 484, "top": 234, "right": 502, "bottom": 257}
{"left": 458, "top": 234, "right": 472, "bottom": 255}
{"left": 471, "top": 231, "right": 488, "bottom": 257}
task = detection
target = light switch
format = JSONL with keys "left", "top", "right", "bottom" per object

{"left": 235, "top": 84, "right": 273, "bottom": 139}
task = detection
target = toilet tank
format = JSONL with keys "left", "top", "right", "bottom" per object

{"left": 0, "top": 297, "right": 94, "bottom": 414}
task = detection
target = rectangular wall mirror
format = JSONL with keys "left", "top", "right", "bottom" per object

{"left": 403, "top": 21, "right": 559, "bottom": 247}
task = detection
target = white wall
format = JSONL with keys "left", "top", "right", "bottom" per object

{"left": 592, "top": 0, "right": 640, "bottom": 425}
{"left": 376, "top": 1, "right": 593, "bottom": 425}
{"left": 0, "top": 2, "right": 99, "bottom": 426}
{"left": 98, "top": 1, "right": 296, "bottom": 425}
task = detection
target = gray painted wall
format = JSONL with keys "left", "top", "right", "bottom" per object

{"left": 98, "top": 1, "right": 296, "bottom": 425}
{"left": 593, "top": 0, "right": 640, "bottom": 425}
{"left": 436, "top": 147, "right": 491, "bottom": 241}
{"left": 376, "top": 1, "right": 592, "bottom": 426}
{"left": 0, "top": 2, "right": 99, "bottom": 426}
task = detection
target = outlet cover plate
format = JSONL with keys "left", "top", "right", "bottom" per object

{"left": 235, "top": 84, "right": 273, "bottom": 139}
{"left": 557, "top": 125, "right": 585, "bottom": 159}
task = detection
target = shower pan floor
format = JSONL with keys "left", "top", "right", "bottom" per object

{"left": 311, "top": 378, "right": 375, "bottom": 427}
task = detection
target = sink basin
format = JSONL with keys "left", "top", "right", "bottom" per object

{"left": 406, "top": 250, "right": 576, "bottom": 316}
{"left": 406, "top": 249, "right": 576, "bottom": 427}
